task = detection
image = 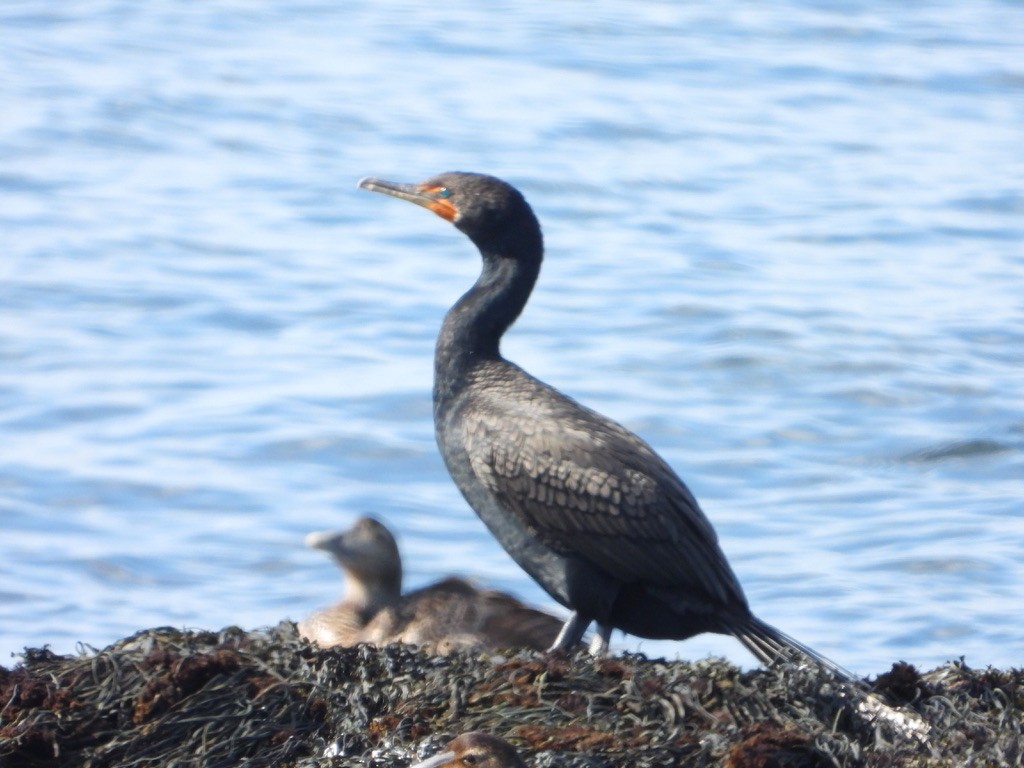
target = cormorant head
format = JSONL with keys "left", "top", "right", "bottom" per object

{"left": 359, "top": 172, "right": 542, "bottom": 258}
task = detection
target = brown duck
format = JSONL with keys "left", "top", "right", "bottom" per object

{"left": 298, "top": 516, "right": 566, "bottom": 653}
{"left": 409, "top": 732, "right": 526, "bottom": 768}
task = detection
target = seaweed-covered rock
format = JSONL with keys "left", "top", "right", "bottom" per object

{"left": 0, "top": 625, "right": 1019, "bottom": 767}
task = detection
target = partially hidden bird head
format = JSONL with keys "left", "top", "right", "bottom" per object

{"left": 408, "top": 732, "right": 527, "bottom": 768}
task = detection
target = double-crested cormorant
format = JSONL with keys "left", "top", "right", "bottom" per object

{"left": 298, "top": 516, "right": 565, "bottom": 653}
{"left": 357, "top": 172, "right": 851, "bottom": 677}
{"left": 410, "top": 732, "right": 526, "bottom": 768}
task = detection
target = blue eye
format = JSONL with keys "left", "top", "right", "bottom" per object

{"left": 437, "top": 188, "right": 452, "bottom": 199}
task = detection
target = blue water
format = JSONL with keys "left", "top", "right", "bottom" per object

{"left": 2, "top": 1, "right": 1022, "bottom": 674}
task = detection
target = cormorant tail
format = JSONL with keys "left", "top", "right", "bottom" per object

{"left": 731, "top": 616, "right": 859, "bottom": 684}
{"left": 730, "top": 616, "right": 932, "bottom": 742}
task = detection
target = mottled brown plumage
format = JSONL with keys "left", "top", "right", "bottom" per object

{"left": 409, "top": 732, "right": 527, "bottom": 768}
{"left": 298, "top": 517, "right": 564, "bottom": 653}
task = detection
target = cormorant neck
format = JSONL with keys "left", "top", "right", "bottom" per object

{"left": 435, "top": 236, "right": 542, "bottom": 403}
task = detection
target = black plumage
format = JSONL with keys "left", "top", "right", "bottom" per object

{"left": 357, "top": 172, "right": 853, "bottom": 678}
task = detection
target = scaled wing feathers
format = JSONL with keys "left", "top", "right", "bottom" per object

{"left": 461, "top": 371, "right": 741, "bottom": 607}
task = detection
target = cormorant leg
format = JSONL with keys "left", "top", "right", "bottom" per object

{"left": 548, "top": 611, "right": 591, "bottom": 651}
{"left": 588, "top": 623, "right": 612, "bottom": 656}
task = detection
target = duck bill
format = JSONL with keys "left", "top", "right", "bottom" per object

{"left": 407, "top": 749, "right": 456, "bottom": 768}
{"left": 303, "top": 530, "right": 337, "bottom": 552}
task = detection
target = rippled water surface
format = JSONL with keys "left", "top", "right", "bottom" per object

{"left": 2, "top": 1, "right": 1022, "bottom": 672}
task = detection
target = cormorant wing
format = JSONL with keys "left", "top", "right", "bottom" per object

{"left": 460, "top": 368, "right": 745, "bottom": 608}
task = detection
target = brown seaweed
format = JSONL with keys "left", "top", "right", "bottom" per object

{"left": 1, "top": 623, "right": 1020, "bottom": 767}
